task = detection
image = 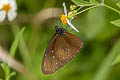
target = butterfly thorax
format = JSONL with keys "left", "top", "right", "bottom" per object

{"left": 55, "top": 26, "right": 66, "bottom": 35}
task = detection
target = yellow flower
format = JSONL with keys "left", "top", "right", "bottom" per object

{"left": 2, "top": 4, "right": 11, "bottom": 12}
{"left": 60, "top": 14, "right": 67, "bottom": 24}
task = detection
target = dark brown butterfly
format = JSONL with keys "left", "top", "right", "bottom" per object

{"left": 42, "top": 26, "right": 83, "bottom": 74}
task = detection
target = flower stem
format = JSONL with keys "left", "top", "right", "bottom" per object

{"left": 77, "top": 6, "right": 83, "bottom": 12}
{"left": 103, "top": 4, "right": 120, "bottom": 14}
{"left": 75, "top": 5, "right": 100, "bottom": 16}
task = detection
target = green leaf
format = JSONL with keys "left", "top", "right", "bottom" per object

{"left": 86, "top": 7, "right": 105, "bottom": 40}
{"left": 10, "top": 27, "right": 25, "bottom": 57}
{"left": 1, "top": 63, "right": 6, "bottom": 71}
{"left": 116, "top": 2, "right": 120, "bottom": 8}
{"left": 9, "top": 72, "right": 16, "bottom": 78}
{"left": 1, "top": 63, "right": 11, "bottom": 80}
{"left": 111, "top": 19, "right": 120, "bottom": 27}
{"left": 0, "top": 27, "right": 25, "bottom": 80}
{"left": 90, "top": 0, "right": 98, "bottom": 4}
{"left": 112, "top": 53, "right": 120, "bottom": 65}
{"left": 11, "top": 25, "right": 31, "bottom": 66}
{"left": 88, "top": 8, "right": 95, "bottom": 17}
{"left": 93, "top": 38, "right": 120, "bottom": 80}
{"left": 71, "top": 0, "right": 92, "bottom": 6}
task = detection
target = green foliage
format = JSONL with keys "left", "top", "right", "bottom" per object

{"left": 112, "top": 54, "right": 120, "bottom": 65}
{"left": 72, "top": 0, "right": 99, "bottom": 7}
{"left": 90, "top": 0, "right": 98, "bottom": 4}
{"left": 111, "top": 19, "right": 120, "bottom": 27}
{"left": 94, "top": 38, "right": 120, "bottom": 80}
{"left": 0, "top": 27, "right": 25, "bottom": 80}
{"left": 1, "top": 63, "right": 16, "bottom": 80}
{"left": 0, "top": 0, "right": 120, "bottom": 80}
{"left": 71, "top": 0, "right": 93, "bottom": 6}
{"left": 10, "top": 27, "right": 25, "bottom": 57}
{"left": 116, "top": 2, "right": 120, "bottom": 8}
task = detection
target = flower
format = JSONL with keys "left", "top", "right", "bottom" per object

{"left": 0, "top": 0, "right": 17, "bottom": 22}
{"left": 60, "top": 14, "right": 67, "bottom": 24}
{"left": 60, "top": 2, "right": 79, "bottom": 32}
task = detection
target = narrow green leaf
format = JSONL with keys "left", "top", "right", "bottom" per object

{"left": 111, "top": 19, "right": 120, "bottom": 27}
{"left": 112, "top": 53, "right": 120, "bottom": 65}
{"left": 9, "top": 72, "right": 16, "bottom": 78}
{"left": 1, "top": 63, "right": 11, "bottom": 80}
{"left": 0, "top": 63, "right": 6, "bottom": 71}
{"left": 71, "top": 0, "right": 92, "bottom": 6}
{"left": 10, "top": 27, "right": 25, "bottom": 57}
{"left": 11, "top": 25, "right": 31, "bottom": 66}
{"left": 116, "top": 2, "right": 120, "bottom": 8}
{"left": 94, "top": 38, "right": 120, "bottom": 80}
{"left": 90, "top": 0, "right": 98, "bottom": 4}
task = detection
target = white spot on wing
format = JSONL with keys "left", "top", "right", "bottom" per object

{"left": 51, "top": 50, "right": 54, "bottom": 54}
{"left": 77, "top": 51, "right": 79, "bottom": 52}
{"left": 68, "top": 49, "right": 70, "bottom": 51}
{"left": 53, "top": 56, "right": 55, "bottom": 58}
{"left": 45, "top": 54, "right": 46, "bottom": 56}
{"left": 65, "top": 48, "right": 70, "bottom": 52}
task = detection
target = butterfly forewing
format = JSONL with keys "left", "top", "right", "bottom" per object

{"left": 42, "top": 34, "right": 59, "bottom": 74}
{"left": 42, "top": 27, "right": 83, "bottom": 74}
{"left": 42, "top": 34, "right": 66, "bottom": 74}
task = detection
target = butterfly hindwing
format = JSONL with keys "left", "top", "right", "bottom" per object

{"left": 55, "top": 32, "right": 83, "bottom": 62}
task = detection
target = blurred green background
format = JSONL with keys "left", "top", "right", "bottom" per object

{"left": 0, "top": 0, "right": 120, "bottom": 80}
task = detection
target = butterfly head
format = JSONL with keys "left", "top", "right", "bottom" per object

{"left": 55, "top": 26, "right": 66, "bottom": 35}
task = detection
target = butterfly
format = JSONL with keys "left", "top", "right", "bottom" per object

{"left": 42, "top": 26, "right": 83, "bottom": 74}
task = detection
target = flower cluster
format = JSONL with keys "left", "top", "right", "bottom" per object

{"left": 0, "top": 1, "right": 79, "bottom": 33}
{"left": 0, "top": 0, "right": 17, "bottom": 22}
{"left": 60, "top": 2, "right": 79, "bottom": 32}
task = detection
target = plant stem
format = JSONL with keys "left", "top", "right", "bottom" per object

{"left": 103, "top": 4, "right": 120, "bottom": 14}
{"left": 75, "top": 5, "right": 100, "bottom": 15}
{"left": 77, "top": 6, "right": 83, "bottom": 12}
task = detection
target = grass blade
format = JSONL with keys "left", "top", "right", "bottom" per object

{"left": 93, "top": 38, "right": 120, "bottom": 80}
{"left": 10, "top": 27, "right": 25, "bottom": 57}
